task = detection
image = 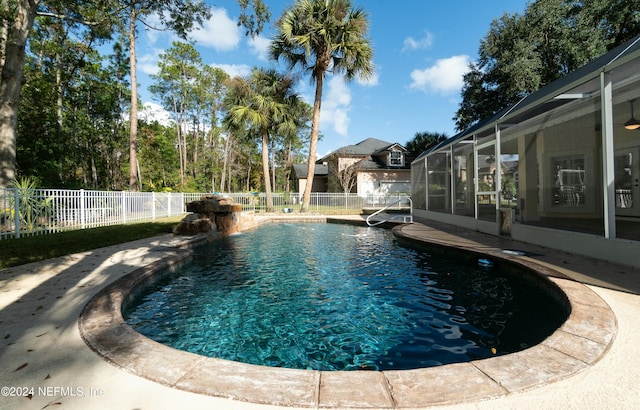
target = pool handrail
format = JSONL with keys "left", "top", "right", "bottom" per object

{"left": 366, "top": 197, "right": 413, "bottom": 227}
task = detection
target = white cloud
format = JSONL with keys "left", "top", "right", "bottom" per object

{"left": 248, "top": 35, "right": 272, "bottom": 61}
{"left": 145, "top": 30, "right": 161, "bottom": 47}
{"left": 297, "top": 75, "right": 355, "bottom": 137}
{"left": 142, "top": 13, "right": 163, "bottom": 46}
{"left": 138, "top": 51, "right": 162, "bottom": 75}
{"left": 409, "top": 55, "right": 471, "bottom": 94}
{"left": 331, "top": 109, "right": 350, "bottom": 136}
{"left": 356, "top": 69, "right": 379, "bottom": 87}
{"left": 191, "top": 8, "right": 241, "bottom": 51}
{"left": 320, "top": 76, "right": 352, "bottom": 136}
{"left": 402, "top": 31, "right": 434, "bottom": 51}
{"left": 140, "top": 102, "right": 174, "bottom": 126}
{"left": 210, "top": 63, "right": 251, "bottom": 78}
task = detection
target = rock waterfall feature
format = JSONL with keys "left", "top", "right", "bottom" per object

{"left": 173, "top": 195, "right": 243, "bottom": 237}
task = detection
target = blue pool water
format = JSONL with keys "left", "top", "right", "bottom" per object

{"left": 124, "top": 223, "right": 569, "bottom": 371}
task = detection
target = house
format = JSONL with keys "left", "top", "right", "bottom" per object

{"left": 290, "top": 163, "right": 328, "bottom": 194}
{"left": 411, "top": 34, "right": 640, "bottom": 269}
{"left": 291, "top": 138, "right": 414, "bottom": 195}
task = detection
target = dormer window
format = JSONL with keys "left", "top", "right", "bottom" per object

{"left": 390, "top": 150, "right": 403, "bottom": 166}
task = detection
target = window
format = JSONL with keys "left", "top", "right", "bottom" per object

{"left": 390, "top": 151, "right": 403, "bottom": 166}
{"left": 551, "top": 155, "right": 586, "bottom": 208}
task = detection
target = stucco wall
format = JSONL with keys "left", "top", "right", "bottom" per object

{"left": 357, "top": 170, "right": 411, "bottom": 195}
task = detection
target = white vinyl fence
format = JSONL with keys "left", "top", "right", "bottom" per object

{"left": 0, "top": 188, "right": 410, "bottom": 240}
{"left": 224, "top": 192, "right": 410, "bottom": 213}
{"left": 0, "top": 189, "right": 200, "bottom": 239}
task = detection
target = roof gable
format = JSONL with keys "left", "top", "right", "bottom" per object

{"left": 372, "top": 142, "right": 407, "bottom": 155}
{"left": 291, "top": 163, "right": 328, "bottom": 179}
{"left": 329, "top": 138, "right": 394, "bottom": 157}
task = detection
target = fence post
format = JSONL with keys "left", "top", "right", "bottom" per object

{"left": 13, "top": 188, "right": 20, "bottom": 238}
{"left": 122, "top": 191, "right": 127, "bottom": 224}
{"left": 80, "top": 189, "right": 86, "bottom": 229}
{"left": 167, "top": 192, "right": 172, "bottom": 216}
{"left": 152, "top": 192, "right": 156, "bottom": 220}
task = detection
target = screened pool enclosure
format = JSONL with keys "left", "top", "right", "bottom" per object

{"left": 411, "top": 35, "right": 640, "bottom": 269}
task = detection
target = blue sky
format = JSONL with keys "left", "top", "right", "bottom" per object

{"left": 137, "top": 1, "right": 527, "bottom": 156}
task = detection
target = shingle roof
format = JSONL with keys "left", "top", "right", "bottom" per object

{"left": 318, "top": 138, "right": 414, "bottom": 170}
{"left": 372, "top": 142, "right": 407, "bottom": 155}
{"left": 324, "top": 138, "right": 394, "bottom": 157}
{"left": 291, "top": 163, "right": 328, "bottom": 179}
{"left": 357, "top": 152, "right": 416, "bottom": 171}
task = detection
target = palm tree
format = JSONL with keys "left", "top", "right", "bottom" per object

{"left": 270, "top": 0, "right": 374, "bottom": 212}
{"left": 223, "top": 68, "right": 302, "bottom": 211}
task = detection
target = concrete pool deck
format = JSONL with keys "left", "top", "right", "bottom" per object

{"left": 1, "top": 215, "right": 639, "bottom": 409}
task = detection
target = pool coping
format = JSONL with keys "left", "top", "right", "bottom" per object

{"left": 78, "top": 218, "right": 617, "bottom": 409}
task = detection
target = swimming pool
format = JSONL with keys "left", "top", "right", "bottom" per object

{"left": 79, "top": 217, "right": 616, "bottom": 407}
{"left": 123, "top": 222, "right": 569, "bottom": 371}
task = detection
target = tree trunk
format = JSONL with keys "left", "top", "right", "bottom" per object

{"left": 171, "top": 97, "right": 185, "bottom": 187}
{"left": 90, "top": 154, "right": 98, "bottom": 188}
{"left": 136, "top": 156, "right": 142, "bottom": 189}
{"left": 261, "top": 128, "right": 273, "bottom": 211}
{"left": 192, "top": 114, "right": 201, "bottom": 178}
{"left": 221, "top": 133, "right": 232, "bottom": 192}
{"left": 228, "top": 152, "right": 234, "bottom": 192}
{"left": 55, "top": 48, "right": 65, "bottom": 182}
{"left": 0, "top": 0, "right": 38, "bottom": 188}
{"left": 55, "top": 52, "right": 63, "bottom": 133}
{"left": 301, "top": 71, "right": 324, "bottom": 212}
{"left": 246, "top": 157, "right": 251, "bottom": 191}
{"left": 128, "top": 4, "right": 138, "bottom": 191}
{"left": 271, "top": 138, "right": 275, "bottom": 192}
{"left": 180, "top": 102, "right": 188, "bottom": 185}
{"left": 285, "top": 141, "right": 291, "bottom": 193}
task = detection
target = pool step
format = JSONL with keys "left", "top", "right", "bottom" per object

{"left": 366, "top": 198, "right": 414, "bottom": 227}
{"left": 366, "top": 212, "right": 413, "bottom": 226}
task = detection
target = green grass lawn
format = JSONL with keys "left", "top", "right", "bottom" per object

{"left": 0, "top": 216, "right": 184, "bottom": 270}
{"left": 0, "top": 209, "right": 369, "bottom": 270}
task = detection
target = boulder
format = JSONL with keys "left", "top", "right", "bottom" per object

{"left": 186, "top": 195, "right": 243, "bottom": 214}
{"left": 172, "top": 213, "right": 215, "bottom": 235}
{"left": 201, "top": 194, "right": 234, "bottom": 205}
{"left": 174, "top": 195, "right": 243, "bottom": 236}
